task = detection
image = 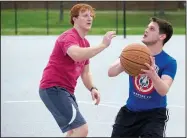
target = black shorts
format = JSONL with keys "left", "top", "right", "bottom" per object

{"left": 39, "top": 86, "right": 86, "bottom": 133}
{"left": 111, "top": 106, "right": 169, "bottom": 137}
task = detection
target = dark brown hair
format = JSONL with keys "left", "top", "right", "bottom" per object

{"left": 150, "top": 17, "right": 173, "bottom": 45}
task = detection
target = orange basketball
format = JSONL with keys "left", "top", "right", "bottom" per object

{"left": 120, "top": 43, "right": 152, "bottom": 76}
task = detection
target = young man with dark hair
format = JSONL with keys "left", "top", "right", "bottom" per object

{"left": 108, "top": 17, "right": 177, "bottom": 137}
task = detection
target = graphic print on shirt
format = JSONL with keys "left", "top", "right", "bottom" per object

{"left": 133, "top": 65, "right": 159, "bottom": 99}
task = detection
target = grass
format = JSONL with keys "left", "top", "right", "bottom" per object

{"left": 1, "top": 9, "right": 186, "bottom": 35}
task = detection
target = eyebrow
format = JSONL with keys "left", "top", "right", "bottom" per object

{"left": 148, "top": 25, "right": 155, "bottom": 29}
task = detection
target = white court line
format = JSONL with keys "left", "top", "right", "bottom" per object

{"left": 78, "top": 101, "right": 120, "bottom": 109}
{"left": 90, "top": 121, "right": 113, "bottom": 125}
{"left": 3, "top": 100, "right": 185, "bottom": 109}
{"left": 4, "top": 100, "right": 41, "bottom": 103}
{"left": 3, "top": 100, "right": 120, "bottom": 109}
{"left": 3, "top": 100, "right": 120, "bottom": 105}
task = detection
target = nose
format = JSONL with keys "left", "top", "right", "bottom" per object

{"left": 88, "top": 15, "right": 92, "bottom": 21}
{"left": 145, "top": 28, "right": 148, "bottom": 33}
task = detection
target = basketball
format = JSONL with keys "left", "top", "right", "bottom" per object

{"left": 120, "top": 43, "right": 152, "bottom": 76}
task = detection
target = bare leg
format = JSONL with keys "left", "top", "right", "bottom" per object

{"left": 66, "top": 130, "right": 73, "bottom": 137}
{"left": 66, "top": 124, "right": 88, "bottom": 137}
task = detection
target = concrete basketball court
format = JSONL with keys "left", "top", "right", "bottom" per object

{"left": 1, "top": 35, "right": 185, "bottom": 137}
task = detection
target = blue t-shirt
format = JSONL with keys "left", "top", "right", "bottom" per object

{"left": 126, "top": 50, "right": 177, "bottom": 111}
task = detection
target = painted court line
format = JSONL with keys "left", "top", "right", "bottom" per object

{"left": 3, "top": 100, "right": 185, "bottom": 109}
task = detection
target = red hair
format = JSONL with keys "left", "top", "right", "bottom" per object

{"left": 70, "top": 3, "right": 95, "bottom": 25}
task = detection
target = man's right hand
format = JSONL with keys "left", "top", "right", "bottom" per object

{"left": 102, "top": 31, "right": 116, "bottom": 48}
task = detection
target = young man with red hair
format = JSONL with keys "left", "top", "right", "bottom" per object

{"left": 39, "top": 3, "right": 116, "bottom": 137}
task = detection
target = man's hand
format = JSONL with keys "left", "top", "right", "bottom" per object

{"left": 141, "top": 56, "right": 158, "bottom": 79}
{"left": 141, "top": 56, "right": 175, "bottom": 96}
{"left": 91, "top": 89, "right": 100, "bottom": 105}
{"left": 102, "top": 31, "right": 116, "bottom": 48}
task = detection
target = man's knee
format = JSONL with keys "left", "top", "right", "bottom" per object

{"left": 73, "top": 124, "right": 88, "bottom": 136}
{"left": 75, "top": 124, "right": 88, "bottom": 136}
{"left": 66, "top": 130, "right": 73, "bottom": 137}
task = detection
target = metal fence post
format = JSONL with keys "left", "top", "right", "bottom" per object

{"left": 123, "top": 1, "right": 126, "bottom": 38}
{"left": 14, "top": 1, "right": 18, "bottom": 35}
{"left": 46, "top": 1, "right": 49, "bottom": 35}
{"left": 116, "top": 1, "right": 118, "bottom": 35}
{"left": 154, "top": 1, "right": 157, "bottom": 16}
{"left": 59, "top": 1, "right": 64, "bottom": 22}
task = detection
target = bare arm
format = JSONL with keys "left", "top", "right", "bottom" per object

{"left": 67, "top": 44, "right": 106, "bottom": 62}
{"left": 67, "top": 31, "right": 116, "bottom": 62}
{"left": 142, "top": 57, "right": 177, "bottom": 96}
{"left": 108, "top": 58, "right": 174, "bottom": 95}
{"left": 81, "top": 64, "right": 101, "bottom": 105}
{"left": 81, "top": 64, "right": 94, "bottom": 91}
{"left": 108, "top": 58, "right": 124, "bottom": 77}
{"left": 150, "top": 74, "right": 174, "bottom": 96}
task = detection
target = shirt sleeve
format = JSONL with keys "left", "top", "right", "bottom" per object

{"left": 162, "top": 59, "right": 177, "bottom": 80}
{"left": 57, "top": 34, "right": 79, "bottom": 56}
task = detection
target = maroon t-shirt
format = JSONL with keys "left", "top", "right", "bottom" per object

{"left": 39, "top": 28, "right": 90, "bottom": 94}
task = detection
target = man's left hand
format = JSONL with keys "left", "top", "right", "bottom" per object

{"left": 91, "top": 89, "right": 100, "bottom": 105}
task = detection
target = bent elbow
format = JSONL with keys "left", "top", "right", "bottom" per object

{"left": 159, "top": 90, "right": 168, "bottom": 97}
{"left": 67, "top": 49, "right": 84, "bottom": 62}
{"left": 70, "top": 53, "right": 83, "bottom": 62}
{"left": 160, "top": 93, "right": 167, "bottom": 97}
{"left": 108, "top": 70, "right": 117, "bottom": 77}
{"left": 72, "top": 57, "right": 82, "bottom": 62}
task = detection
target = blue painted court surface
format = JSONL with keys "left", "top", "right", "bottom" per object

{"left": 1, "top": 35, "right": 185, "bottom": 137}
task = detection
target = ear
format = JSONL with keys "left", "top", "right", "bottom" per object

{"left": 159, "top": 34, "right": 166, "bottom": 41}
{"left": 73, "top": 17, "right": 77, "bottom": 23}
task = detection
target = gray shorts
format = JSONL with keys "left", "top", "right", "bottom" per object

{"left": 39, "top": 86, "right": 86, "bottom": 133}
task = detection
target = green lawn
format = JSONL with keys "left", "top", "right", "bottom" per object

{"left": 1, "top": 10, "right": 186, "bottom": 35}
